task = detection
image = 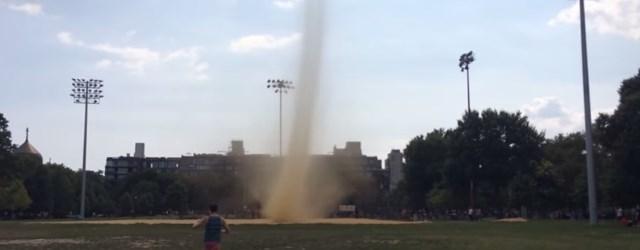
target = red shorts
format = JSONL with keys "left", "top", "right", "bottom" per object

{"left": 204, "top": 241, "right": 220, "bottom": 250}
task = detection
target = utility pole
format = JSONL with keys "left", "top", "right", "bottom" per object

{"left": 459, "top": 51, "right": 476, "bottom": 210}
{"left": 578, "top": 0, "right": 598, "bottom": 225}
{"left": 70, "top": 78, "right": 104, "bottom": 219}
{"left": 267, "top": 79, "right": 294, "bottom": 157}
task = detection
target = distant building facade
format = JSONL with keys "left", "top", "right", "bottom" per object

{"left": 105, "top": 155, "right": 146, "bottom": 181}
{"left": 145, "top": 157, "right": 180, "bottom": 173}
{"left": 229, "top": 140, "right": 245, "bottom": 156}
{"left": 332, "top": 142, "right": 388, "bottom": 191}
{"left": 333, "top": 141, "right": 362, "bottom": 157}
{"left": 106, "top": 141, "right": 258, "bottom": 181}
{"left": 134, "top": 143, "right": 145, "bottom": 158}
{"left": 104, "top": 140, "right": 390, "bottom": 192}
{"left": 386, "top": 149, "right": 404, "bottom": 191}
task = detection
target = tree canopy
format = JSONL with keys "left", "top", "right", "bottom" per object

{"left": 596, "top": 69, "right": 640, "bottom": 206}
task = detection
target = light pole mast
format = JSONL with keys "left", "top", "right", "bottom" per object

{"left": 459, "top": 51, "right": 475, "bottom": 113}
{"left": 267, "top": 79, "right": 294, "bottom": 156}
{"left": 459, "top": 51, "right": 475, "bottom": 210}
{"left": 578, "top": 0, "right": 598, "bottom": 225}
{"left": 70, "top": 78, "right": 104, "bottom": 219}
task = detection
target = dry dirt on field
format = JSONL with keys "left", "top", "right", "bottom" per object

{"left": 0, "top": 237, "right": 171, "bottom": 249}
{"left": 34, "top": 218, "right": 428, "bottom": 225}
{"left": 0, "top": 238, "right": 86, "bottom": 247}
{"left": 494, "top": 217, "right": 528, "bottom": 223}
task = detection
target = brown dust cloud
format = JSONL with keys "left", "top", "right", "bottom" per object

{"left": 258, "top": 1, "right": 352, "bottom": 222}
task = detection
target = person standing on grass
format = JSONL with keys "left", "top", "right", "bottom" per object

{"left": 193, "top": 204, "right": 231, "bottom": 250}
{"left": 634, "top": 205, "right": 640, "bottom": 225}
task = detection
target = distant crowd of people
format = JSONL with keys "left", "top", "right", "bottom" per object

{"left": 401, "top": 208, "right": 528, "bottom": 221}
{"left": 616, "top": 205, "right": 640, "bottom": 227}
{"left": 396, "top": 206, "right": 640, "bottom": 222}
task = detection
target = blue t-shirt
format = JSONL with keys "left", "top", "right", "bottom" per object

{"left": 204, "top": 215, "right": 223, "bottom": 242}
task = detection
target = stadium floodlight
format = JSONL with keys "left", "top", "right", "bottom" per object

{"left": 459, "top": 51, "right": 475, "bottom": 113}
{"left": 267, "top": 79, "right": 294, "bottom": 157}
{"left": 70, "top": 78, "right": 104, "bottom": 220}
{"left": 459, "top": 50, "right": 477, "bottom": 212}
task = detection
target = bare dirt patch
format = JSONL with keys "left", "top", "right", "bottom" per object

{"left": 34, "top": 218, "right": 427, "bottom": 225}
{"left": 129, "top": 239, "right": 169, "bottom": 249}
{"left": 494, "top": 217, "right": 528, "bottom": 223}
{"left": 0, "top": 238, "right": 86, "bottom": 246}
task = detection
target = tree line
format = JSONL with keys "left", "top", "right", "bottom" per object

{"left": 397, "top": 69, "right": 640, "bottom": 218}
{"left": 0, "top": 117, "right": 245, "bottom": 218}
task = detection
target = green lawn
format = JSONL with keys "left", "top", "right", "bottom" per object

{"left": 0, "top": 220, "right": 638, "bottom": 249}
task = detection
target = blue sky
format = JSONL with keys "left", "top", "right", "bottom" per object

{"left": 1, "top": 0, "right": 639, "bottom": 171}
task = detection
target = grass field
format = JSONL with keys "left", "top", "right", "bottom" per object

{"left": 1, "top": 220, "right": 639, "bottom": 249}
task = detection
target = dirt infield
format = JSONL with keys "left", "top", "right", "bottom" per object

{"left": 0, "top": 238, "right": 86, "bottom": 247}
{"left": 494, "top": 217, "right": 528, "bottom": 223}
{"left": 33, "top": 218, "right": 427, "bottom": 225}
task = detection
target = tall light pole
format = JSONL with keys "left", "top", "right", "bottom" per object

{"left": 459, "top": 50, "right": 476, "bottom": 210}
{"left": 70, "top": 78, "right": 104, "bottom": 219}
{"left": 459, "top": 51, "right": 475, "bottom": 113}
{"left": 267, "top": 79, "right": 294, "bottom": 156}
{"left": 578, "top": 0, "right": 598, "bottom": 225}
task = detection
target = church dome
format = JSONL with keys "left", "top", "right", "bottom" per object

{"left": 15, "top": 128, "right": 42, "bottom": 158}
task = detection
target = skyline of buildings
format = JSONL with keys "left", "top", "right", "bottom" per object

{"left": 105, "top": 140, "right": 405, "bottom": 192}
{"left": 5, "top": 126, "right": 406, "bottom": 186}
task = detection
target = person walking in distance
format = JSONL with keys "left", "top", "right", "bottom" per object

{"left": 193, "top": 204, "right": 231, "bottom": 250}
{"left": 616, "top": 207, "right": 624, "bottom": 221}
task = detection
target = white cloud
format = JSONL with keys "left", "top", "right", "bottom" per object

{"left": 549, "top": 0, "right": 640, "bottom": 40}
{"left": 90, "top": 43, "right": 161, "bottom": 72}
{"left": 8, "top": 3, "right": 42, "bottom": 16}
{"left": 56, "top": 31, "right": 209, "bottom": 80}
{"left": 522, "top": 97, "right": 583, "bottom": 136}
{"left": 521, "top": 97, "right": 613, "bottom": 136}
{"left": 273, "top": 0, "right": 301, "bottom": 9}
{"left": 57, "top": 32, "right": 84, "bottom": 46}
{"left": 229, "top": 33, "right": 301, "bottom": 53}
{"left": 164, "top": 47, "right": 210, "bottom": 80}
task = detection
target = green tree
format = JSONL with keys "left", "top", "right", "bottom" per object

{"left": 596, "top": 69, "right": 640, "bottom": 206}
{"left": 116, "top": 170, "right": 183, "bottom": 210}
{"left": 130, "top": 180, "right": 161, "bottom": 215}
{"left": 427, "top": 186, "right": 454, "bottom": 209}
{"left": 23, "top": 165, "right": 53, "bottom": 215}
{"left": 49, "top": 164, "right": 77, "bottom": 217}
{"left": 540, "top": 133, "right": 586, "bottom": 210}
{"left": 403, "top": 129, "right": 449, "bottom": 209}
{"left": 0, "top": 179, "right": 32, "bottom": 211}
{"left": 184, "top": 171, "right": 241, "bottom": 212}
{"left": 82, "top": 170, "right": 115, "bottom": 216}
{"left": 14, "top": 154, "right": 42, "bottom": 180}
{"left": 118, "top": 192, "right": 134, "bottom": 216}
{"left": 386, "top": 181, "right": 409, "bottom": 210}
{"left": 0, "top": 113, "right": 17, "bottom": 180}
{"left": 166, "top": 181, "right": 188, "bottom": 213}
{"left": 445, "top": 111, "right": 482, "bottom": 208}
{"left": 447, "top": 110, "right": 544, "bottom": 209}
